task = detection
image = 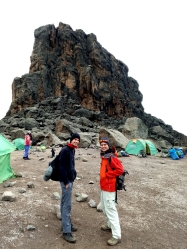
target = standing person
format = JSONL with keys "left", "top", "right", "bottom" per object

{"left": 99, "top": 137, "right": 124, "bottom": 246}
{"left": 27, "top": 131, "right": 32, "bottom": 146}
{"left": 51, "top": 147, "right": 56, "bottom": 158}
{"left": 23, "top": 131, "right": 31, "bottom": 160}
{"left": 60, "top": 133, "right": 80, "bottom": 243}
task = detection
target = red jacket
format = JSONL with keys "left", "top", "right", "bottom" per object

{"left": 100, "top": 153, "right": 124, "bottom": 192}
{"left": 24, "top": 135, "right": 31, "bottom": 146}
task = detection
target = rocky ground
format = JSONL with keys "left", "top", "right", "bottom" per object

{"left": 0, "top": 147, "right": 187, "bottom": 249}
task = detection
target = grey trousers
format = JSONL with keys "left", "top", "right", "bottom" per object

{"left": 60, "top": 182, "right": 73, "bottom": 233}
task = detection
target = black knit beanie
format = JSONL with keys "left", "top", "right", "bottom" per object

{"left": 99, "top": 137, "right": 110, "bottom": 146}
{"left": 70, "top": 133, "right": 80, "bottom": 142}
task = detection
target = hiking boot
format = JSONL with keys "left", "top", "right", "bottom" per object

{"left": 101, "top": 224, "right": 111, "bottom": 231}
{"left": 61, "top": 224, "right": 78, "bottom": 232}
{"left": 63, "top": 233, "right": 76, "bottom": 243}
{"left": 71, "top": 224, "right": 78, "bottom": 232}
{"left": 107, "top": 237, "right": 121, "bottom": 246}
{"left": 25, "top": 157, "right": 30, "bottom": 160}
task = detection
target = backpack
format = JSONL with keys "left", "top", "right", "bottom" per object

{"left": 116, "top": 170, "right": 129, "bottom": 191}
{"left": 43, "top": 146, "right": 69, "bottom": 182}
{"left": 43, "top": 152, "right": 60, "bottom": 181}
{"left": 105, "top": 153, "right": 129, "bottom": 203}
{"left": 108, "top": 155, "right": 129, "bottom": 191}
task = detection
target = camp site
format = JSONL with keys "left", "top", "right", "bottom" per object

{"left": 0, "top": 134, "right": 16, "bottom": 183}
{"left": 125, "top": 139, "right": 158, "bottom": 156}
{"left": 0, "top": 138, "right": 186, "bottom": 249}
{"left": 13, "top": 138, "right": 24, "bottom": 151}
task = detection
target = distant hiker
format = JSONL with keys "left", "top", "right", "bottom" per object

{"left": 51, "top": 147, "right": 55, "bottom": 158}
{"left": 27, "top": 130, "right": 32, "bottom": 146}
{"left": 23, "top": 131, "right": 31, "bottom": 160}
{"left": 60, "top": 133, "right": 80, "bottom": 243}
{"left": 99, "top": 137, "right": 124, "bottom": 246}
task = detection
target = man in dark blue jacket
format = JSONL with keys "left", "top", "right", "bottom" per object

{"left": 59, "top": 133, "right": 80, "bottom": 243}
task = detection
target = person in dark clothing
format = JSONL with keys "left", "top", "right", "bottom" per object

{"left": 60, "top": 133, "right": 80, "bottom": 244}
{"left": 51, "top": 147, "right": 55, "bottom": 158}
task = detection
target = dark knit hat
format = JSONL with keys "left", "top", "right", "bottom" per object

{"left": 99, "top": 137, "right": 110, "bottom": 146}
{"left": 70, "top": 133, "right": 80, "bottom": 142}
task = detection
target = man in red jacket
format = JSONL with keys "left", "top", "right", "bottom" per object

{"left": 99, "top": 137, "right": 124, "bottom": 246}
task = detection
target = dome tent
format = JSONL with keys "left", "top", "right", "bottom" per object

{"left": 0, "top": 134, "right": 16, "bottom": 183}
{"left": 13, "top": 138, "right": 24, "bottom": 150}
{"left": 125, "top": 139, "right": 158, "bottom": 155}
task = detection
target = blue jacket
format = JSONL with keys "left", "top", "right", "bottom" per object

{"left": 59, "top": 145, "right": 77, "bottom": 185}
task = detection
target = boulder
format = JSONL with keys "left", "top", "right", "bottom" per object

{"left": 42, "top": 132, "right": 64, "bottom": 146}
{"left": 99, "top": 128, "right": 129, "bottom": 149}
{"left": 78, "top": 132, "right": 98, "bottom": 148}
{"left": 119, "top": 117, "right": 148, "bottom": 139}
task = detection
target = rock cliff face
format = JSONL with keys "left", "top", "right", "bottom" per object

{"left": 10, "top": 22, "right": 143, "bottom": 118}
{"left": 1, "top": 22, "right": 187, "bottom": 147}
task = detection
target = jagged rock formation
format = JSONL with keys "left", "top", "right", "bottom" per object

{"left": 10, "top": 22, "right": 143, "bottom": 118}
{"left": 1, "top": 22, "right": 187, "bottom": 148}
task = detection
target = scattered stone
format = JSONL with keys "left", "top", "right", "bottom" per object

{"left": 38, "top": 157, "right": 45, "bottom": 161}
{"left": 90, "top": 144, "right": 96, "bottom": 149}
{"left": 89, "top": 181, "right": 94, "bottom": 184}
{"left": 1, "top": 191, "right": 16, "bottom": 202}
{"left": 87, "top": 153, "right": 92, "bottom": 155}
{"left": 15, "top": 172, "right": 23, "bottom": 177}
{"left": 53, "top": 204, "right": 61, "bottom": 220}
{"left": 97, "top": 202, "right": 103, "bottom": 212}
{"left": 27, "top": 225, "right": 36, "bottom": 231}
{"left": 3, "top": 181, "right": 16, "bottom": 188}
{"left": 18, "top": 188, "right": 26, "bottom": 193}
{"left": 88, "top": 199, "right": 97, "bottom": 208}
{"left": 75, "top": 193, "right": 80, "bottom": 197}
{"left": 75, "top": 156, "right": 81, "bottom": 160}
{"left": 77, "top": 174, "right": 83, "bottom": 179}
{"left": 82, "top": 158, "right": 88, "bottom": 162}
{"left": 27, "top": 182, "right": 35, "bottom": 188}
{"left": 92, "top": 155, "right": 96, "bottom": 158}
{"left": 76, "top": 193, "right": 88, "bottom": 202}
{"left": 52, "top": 192, "right": 61, "bottom": 200}
{"left": 76, "top": 177, "right": 81, "bottom": 180}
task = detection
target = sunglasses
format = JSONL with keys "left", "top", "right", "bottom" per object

{"left": 100, "top": 139, "right": 108, "bottom": 143}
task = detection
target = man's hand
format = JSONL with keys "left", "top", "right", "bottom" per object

{"left": 66, "top": 184, "right": 69, "bottom": 188}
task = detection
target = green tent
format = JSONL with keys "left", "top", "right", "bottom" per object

{"left": 0, "top": 134, "right": 16, "bottom": 183}
{"left": 13, "top": 138, "right": 24, "bottom": 150}
{"left": 125, "top": 139, "right": 158, "bottom": 155}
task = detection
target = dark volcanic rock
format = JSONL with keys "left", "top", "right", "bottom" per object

{"left": 1, "top": 22, "right": 187, "bottom": 147}
{"left": 8, "top": 22, "right": 143, "bottom": 119}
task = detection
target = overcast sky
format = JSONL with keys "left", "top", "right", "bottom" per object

{"left": 0, "top": 0, "right": 186, "bottom": 135}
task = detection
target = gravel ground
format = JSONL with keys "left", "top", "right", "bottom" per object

{"left": 0, "top": 147, "right": 187, "bottom": 249}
